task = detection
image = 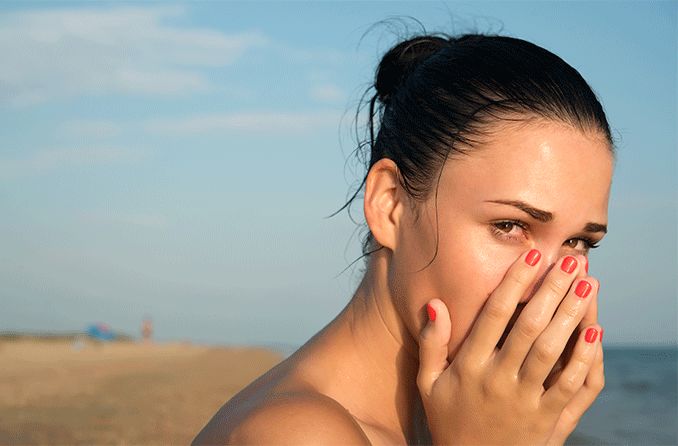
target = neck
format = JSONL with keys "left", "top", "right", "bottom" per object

{"left": 306, "top": 250, "right": 426, "bottom": 442}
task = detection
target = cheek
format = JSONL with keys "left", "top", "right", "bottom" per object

{"left": 437, "top": 234, "right": 523, "bottom": 358}
{"left": 391, "top": 222, "right": 523, "bottom": 358}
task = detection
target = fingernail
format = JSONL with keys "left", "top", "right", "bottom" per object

{"left": 561, "top": 256, "right": 578, "bottom": 273}
{"left": 585, "top": 257, "right": 589, "bottom": 274}
{"left": 600, "top": 328, "right": 604, "bottom": 342}
{"left": 585, "top": 328, "right": 598, "bottom": 343}
{"left": 426, "top": 303, "right": 436, "bottom": 322}
{"left": 575, "top": 280, "right": 592, "bottom": 298}
{"left": 525, "top": 249, "right": 541, "bottom": 266}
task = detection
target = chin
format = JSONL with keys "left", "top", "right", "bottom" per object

{"left": 497, "top": 303, "right": 579, "bottom": 390}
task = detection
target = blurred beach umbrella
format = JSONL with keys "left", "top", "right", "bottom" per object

{"left": 86, "top": 323, "right": 115, "bottom": 341}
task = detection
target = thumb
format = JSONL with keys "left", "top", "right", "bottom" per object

{"left": 417, "top": 298, "right": 452, "bottom": 398}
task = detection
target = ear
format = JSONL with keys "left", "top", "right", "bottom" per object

{"left": 363, "top": 158, "right": 405, "bottom": 251}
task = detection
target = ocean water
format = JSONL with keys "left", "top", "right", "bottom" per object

{"left": 567, "top": 347, "right": 677, "bottom": 446}
{"left": 268, "top": 344, "right": 677, "bottom": 445}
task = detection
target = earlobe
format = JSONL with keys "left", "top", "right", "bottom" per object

{"left": 363, "top": 158, "right": 403, "bottom": 251}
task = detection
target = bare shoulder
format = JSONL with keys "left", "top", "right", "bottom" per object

{"left": 230, "top": 391, "right": 371, "bottom": 445}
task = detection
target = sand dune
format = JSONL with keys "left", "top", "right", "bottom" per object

{"left": 0, "top": 339, "right": 282, "bottom": 445}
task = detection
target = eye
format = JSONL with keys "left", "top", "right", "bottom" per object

{"left": 563, "top": 237, "right": 600, "bottom": 253}
{"left": 490, "top": 220, "right": 528, "bottom": 241}
{"left": 495, "top": 221, "right": 516, "bottom": 232}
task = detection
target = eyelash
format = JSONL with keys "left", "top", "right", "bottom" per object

{"left": 490, "top": 219, "right": 601, "bottom": 252}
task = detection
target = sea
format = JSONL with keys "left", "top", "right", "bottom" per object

{"left": 566, "top": 346, "right": 677, "bottom": 446}
{"left": 266, "top": 344, "right": 677, "bottom": 446}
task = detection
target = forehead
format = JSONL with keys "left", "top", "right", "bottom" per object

{"left": 441, "top": 120, "right": 614, "bottom": 218}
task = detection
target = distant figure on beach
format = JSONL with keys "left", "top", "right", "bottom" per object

{"left": 141, "top": 316, "right": 153, "bottom": 343}
{"left": 194, "top": 27, "right": 611, "bottom": 445}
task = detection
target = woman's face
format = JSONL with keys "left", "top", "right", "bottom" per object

{"left": 389, "top": 119, "right": 614, "bottom": 359}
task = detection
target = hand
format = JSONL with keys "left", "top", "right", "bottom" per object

{"left": 546, "top": 261, "right": 605, "bottom": 445}
{"left": 417, "top": 250, "right": 603, "bottom": 446}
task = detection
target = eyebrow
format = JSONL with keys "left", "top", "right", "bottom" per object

{"left": 485, "top": 199, "right": 608, "bottom": 233}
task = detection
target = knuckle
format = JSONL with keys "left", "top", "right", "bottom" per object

{"left": 545, "top": 277, "right": 569, "bottom": 297}
{"left": 482, "top": 375, "right": 508, "bottom": 397}
{"left": 560, "top": 301, "right": 581, "bottom": 320}
{"left": 572, "top": 350, "right": 592, "bottom": 371}
{"left": 516, "top": 318, "right": 543, "bottom": 340}
{"left": 453, "top": 356, "right": 480, "bottom": 381}
{"left": 557, "top": 374, "right": 580, "bottom": 398}
{"left": 534, "top": 340, "right": 559, "bottom": 365}
{"left": 590, "top": 373, "right": 605, "bottom": 393}
{"left": 484, "top": 299, "right": 513, "bottom": 322}
{"left": 419, "top": 326, "right": 434, "bottom": 344}
{"left": 510, "top": 268, "right": 532, "bottom": 288}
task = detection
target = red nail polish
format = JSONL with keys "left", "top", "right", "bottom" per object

{"left": 525, "top": 249, "right": 541, "bottom": 266}
{"left": 600, "top": 328, "right": 604, "bottom": 342}
{"left": 585, "top": 257, "right": 589, "bottom": 274}
{"left": 426, "top": 303, "right": 436, "bottom": 322}
{"left": 585, "top": 328, "right": 598, "bottom": 343}
{"left": 561, "top": 256, "right": 578, "bottom": 273}
{"left": 575, "top": 280, "right": 592, "bottom": 298}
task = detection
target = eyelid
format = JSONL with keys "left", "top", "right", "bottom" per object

{"left": 493, "top": 218, "right": 529, "bottom": 228}
{"left": 569, "top": 232, "right": 604, "bottom": 244}
{"left": 490, "top": 219, "right": 529, "bottom": 240}
{"left": 568, "top": 236, "right": 602, "bottom": 249}
{"left": 491, "top": 220, "right": 604, "bottom": 252}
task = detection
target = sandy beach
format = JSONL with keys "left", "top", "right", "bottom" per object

{"left": 0, "top": 339, "right": 282, "bottom": 445}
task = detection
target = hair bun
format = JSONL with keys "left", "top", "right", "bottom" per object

{"left": 375, "top": 35, "right": 450, "bottom": 105}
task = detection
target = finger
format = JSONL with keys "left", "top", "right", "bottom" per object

{"left": 547, "top": 339, "right": 605, "bottom": 445}
{"left": 552, "top": 263, "right": 597, "bottom": 390}
{"left": 519, "top": 277, "right": 598, "bottom": 387}
{"left": 541, "top": 324, "right": 601, "bottom": 412}
{"left": 565, "top": 338, "right": 605, "bottom": 415}
{"left": 571, "top": 256, "right": 589, "bottom": 324}
{"left": 574, "top": 256, "right": 588, "bottom": 281}
{"left": 578, "top": 278, "right": 599, "bottom": 331}
{"left": 495, "top": 254, "right": 586, "bottom": 374}
{"left": 456, "top": 249, "right": 543, "bottom": 364}
{"left": 417, "top": 298, "right": 452, "bottom": 398}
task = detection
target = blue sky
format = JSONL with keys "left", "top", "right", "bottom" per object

{"left": 1, "top": 1, "right": 676, "bottom": 347}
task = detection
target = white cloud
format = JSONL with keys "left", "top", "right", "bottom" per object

{"left": 145, "top": 110, "right": 342, "bottom": 135}
{"left": 269, "top": 41, "right": 350, "bottom": 66}
{"left": 59, "top": 119, "right": 122, "bottom": 139}
{"left": 0, "top": 5, "right": 268, "bottom": 105}
{"left": 0, "top": 146, "right": 142, "bottom": 179}
{"left": 309, "top": 84, "right": 345, "bottom": 103}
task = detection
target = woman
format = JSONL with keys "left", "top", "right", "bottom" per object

{"left": 193, "top": 32, "right": 611, "bottom": 445}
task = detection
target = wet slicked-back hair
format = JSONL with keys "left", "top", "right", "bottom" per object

{"left": 331, "top": 31, "right": 614, "bottom": 271}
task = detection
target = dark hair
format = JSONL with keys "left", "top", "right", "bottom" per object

{"left": 331, "top": 31, "right": 614, "bottom": 273}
